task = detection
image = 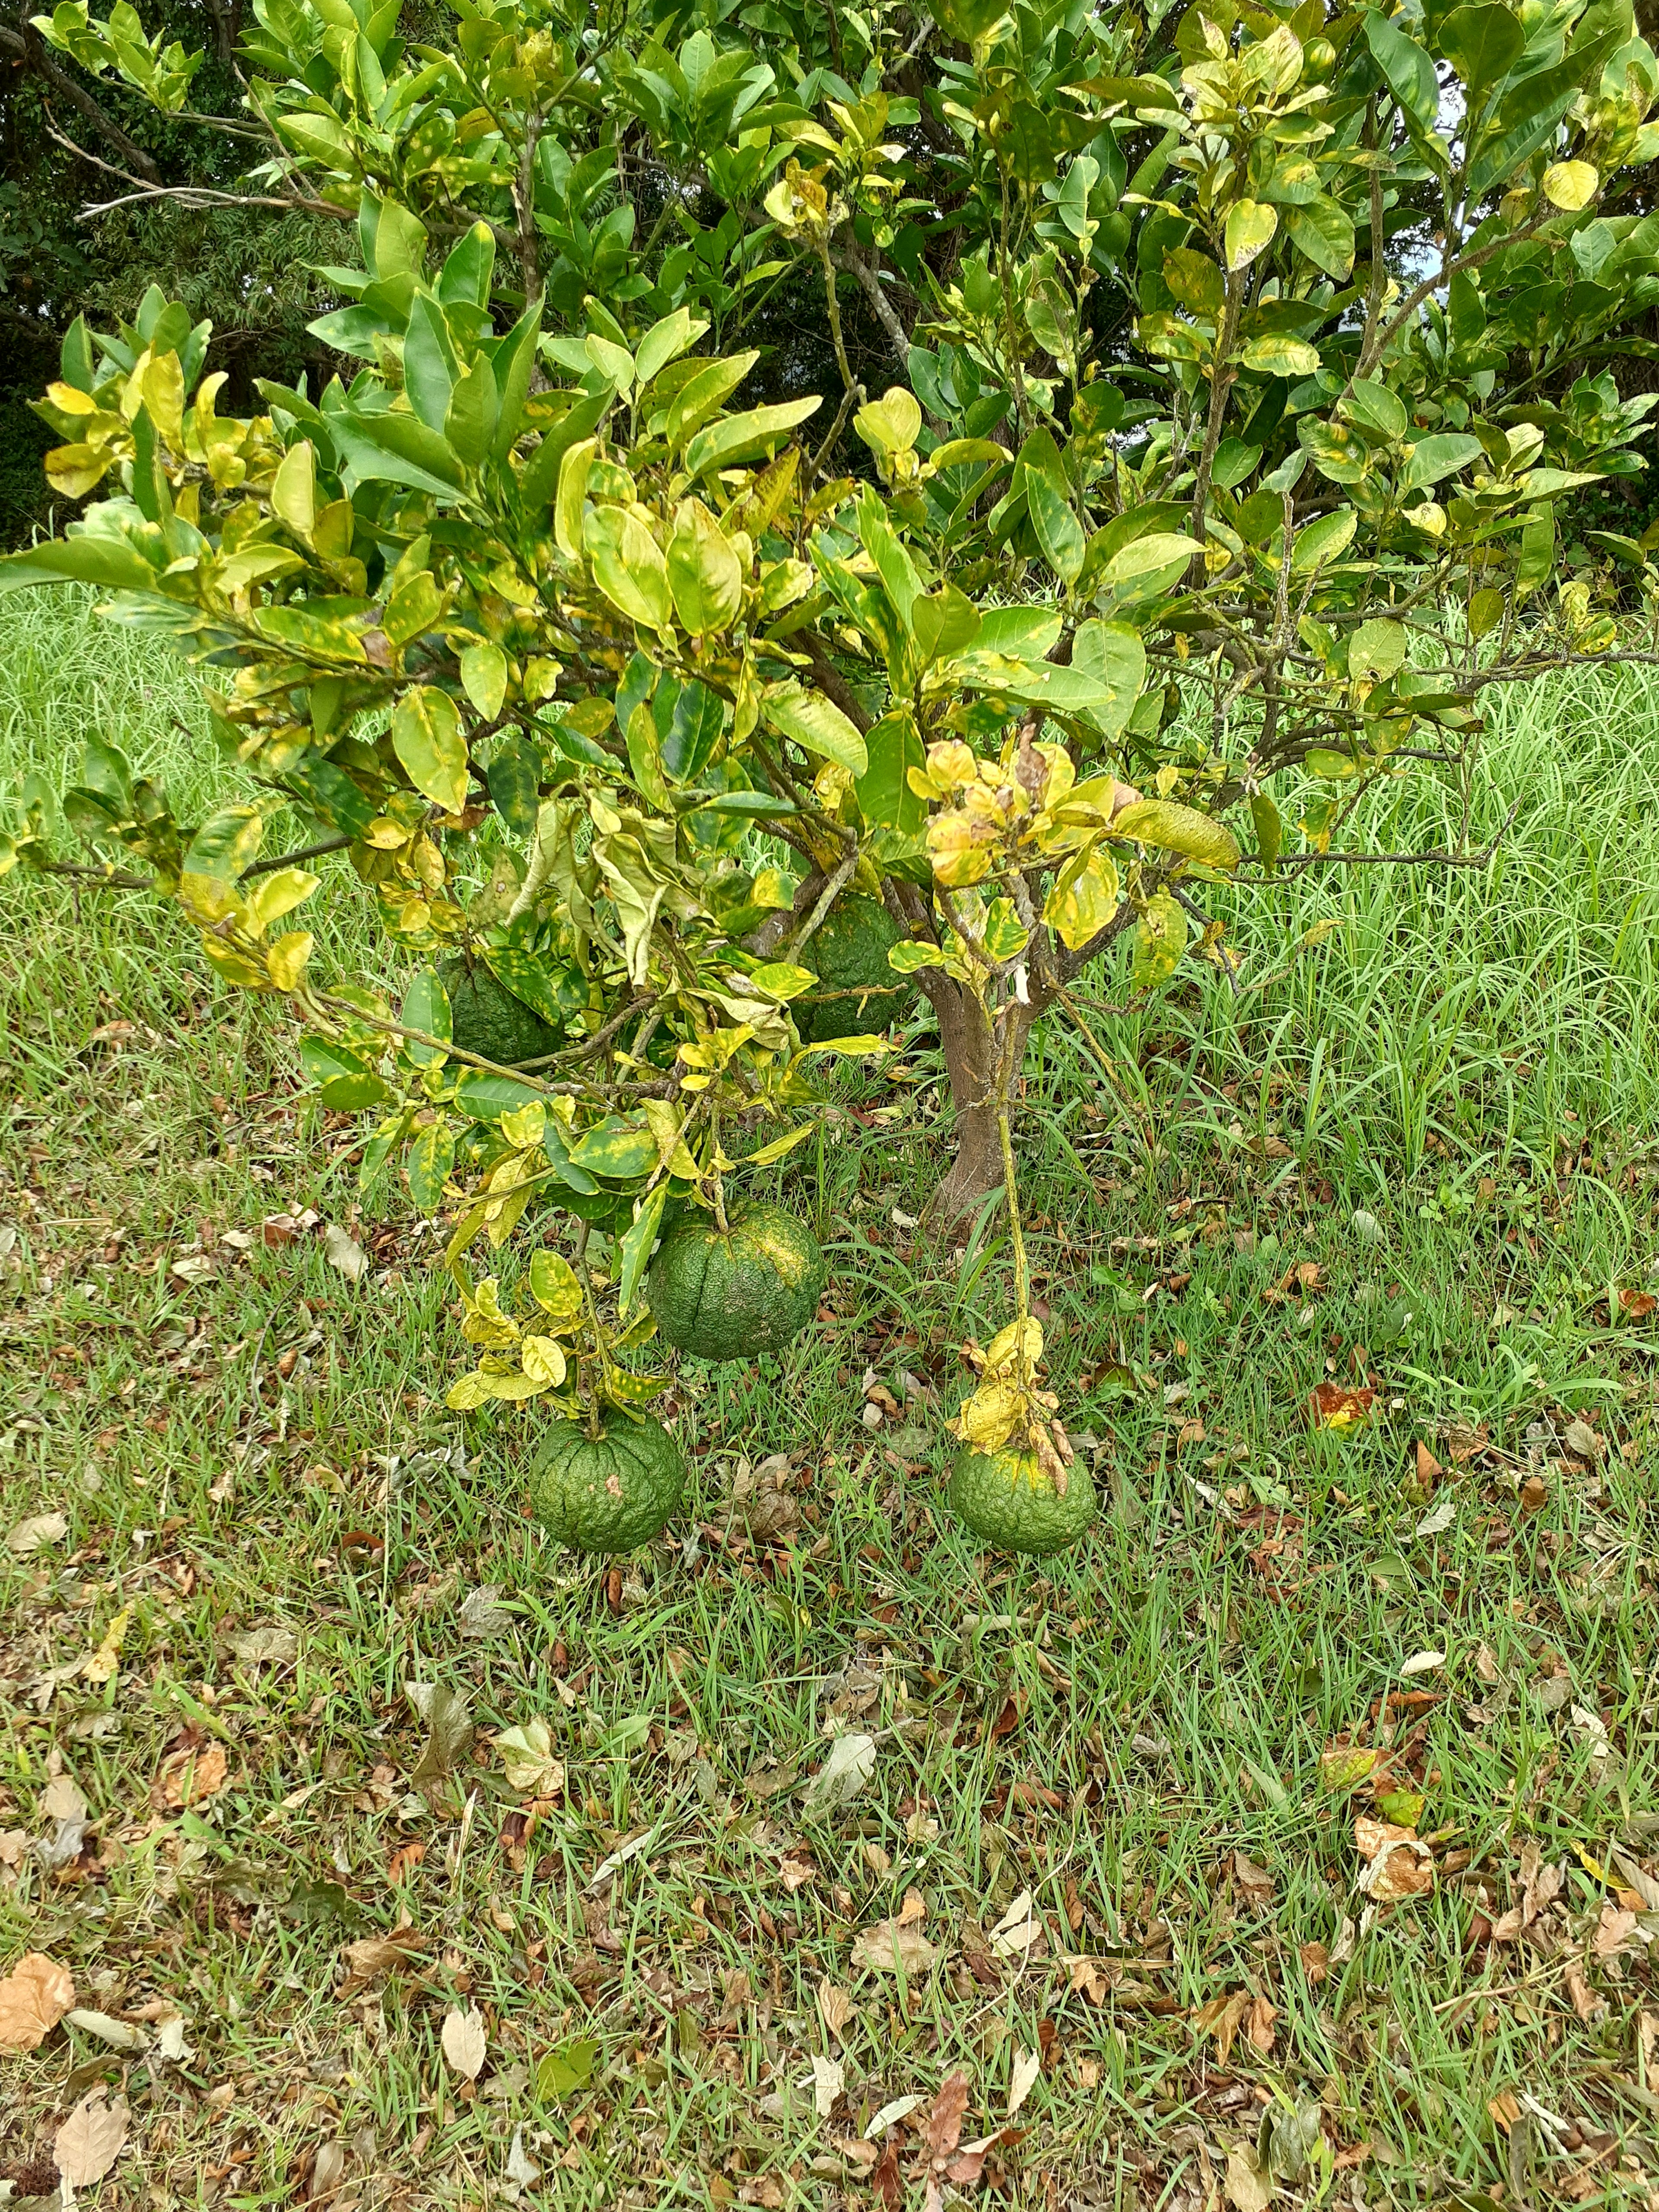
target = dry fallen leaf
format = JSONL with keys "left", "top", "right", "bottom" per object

{"left": 801, "top": 1732, "right": 877, "bottom": 1817}
{"left": 151, "top": 1736, "right": 229, "bottom": 1812}
{"left": 343, "top": 1931, "right": 427, "bottom": 1983}
{"left": 1308, "top": 1381, "right": 1374, "bottom": 1430}
{"left": 0, "top": 1951, "right": 75, "bottom": 2052}
{"left": 227, "top": 1626, "right": 298, "bottom": 1667}
{"left": 1233, "top": 1850, "right": 1275, "bottom": 1907}
{"left": 850, "top": 1916, "right": 940, "bottom": 1976}
{"left": 6, "top": 1512, "right": 67, "bottom": 1556}
{"left": 1593, "top": 1905, "right": 1638, "bottom": 1961}
{"left": 1225, "top": 2140, "right": 1275, "bottom": 2212}
{"left": 817, "top": 1977, "right": 855, "bottom": 2040}
{"left": 53, "top": 2088, "right": 129, "bottom": 2187}
{"left": 441, "top": 2005, "right": 488, "bottom": 2080}
{"left": 1193, "top": 1988, "right": 1251, "bottom": 2068}
{"left": 1354, "top": 1816, "right": 1435, "bottom": 1903}
{"left": 810, "top": 2053, "right": 844, "bottom": 2117}
{"left": 494, "top": 1718, "right": 565, "bottom": 1798}
{"left": 324, "top": 1223, "right": 369, "bottom": 1281}
{"left": 1247, "top": 1993, "right": 1278, "bottom": 2055}
{"left": 1564, "top": 1959, "right": 1606, "bottom": 2023}
{"left": 988, "top": 1889, "right": 1043, "bottom": 1958}
{"left": 1007, "top": 2044, "right": 1042, "bottom": 2120}
{"left": 1299, "top": 1940, "right": 1330, "bottom": 1986}
{"left": 40, "top": 1773, "right": 89, "bottom": 1824}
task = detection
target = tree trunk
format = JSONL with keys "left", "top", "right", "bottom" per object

{"left": 921, "top": 971, "right": 1033, "bottom": 1231}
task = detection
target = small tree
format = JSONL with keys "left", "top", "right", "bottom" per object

{"left": 5, "top": 0, "right": 1659, "bottom": 1532}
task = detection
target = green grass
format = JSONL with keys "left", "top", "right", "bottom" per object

{"left": 1, "top": 588, "right": 1657, "bottom": 2209}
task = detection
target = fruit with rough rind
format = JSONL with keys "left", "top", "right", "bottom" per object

{"left": 438, "top": 953, "right": 562, "bottom": 1068}
{"left": 801, "top": 895, "right": 916, "bottom": 1042}
{"left": 946, "top": 1443, "right": 1096, "bottom": 1555}
{"left": 646, "top": 1201, "right": 825, "bottom": 1360}
{"left": 528, "top": 1414, "right": 686, "bottom": 1553}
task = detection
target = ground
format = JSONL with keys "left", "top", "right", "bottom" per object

{"left": 0, "top": 591, "right": 1657, "bottom": 2212}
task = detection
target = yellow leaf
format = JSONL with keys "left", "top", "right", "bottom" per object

{"left": 1043, "top": 845, "right": 1120, "bottom": 950}
{"left": 985, "top": 1317, "right": 1042, "bottom": 1373}
{"left": 957, "top": 1377, "right": 1026, "bottom": 1451}
{"left": 265, "top": 931, "right": 313, "bottom": 991}
{"left": 520, "top": 1335, "right": 567, "bottom": 1388}
{"left": 82, "top": 1606, "right": 133, "bottom": 1687}
{"left": 1542, "top": 160, "right": 1597, "bottom": 212}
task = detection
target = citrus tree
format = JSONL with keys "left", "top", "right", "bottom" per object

{"left": 5, "top": 0, "right": 1659, "bottom": 1554}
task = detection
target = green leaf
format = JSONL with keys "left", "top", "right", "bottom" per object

{"left": 1284, "top": 196, "right": 1355, "bottom": 279}
{"left": 585, "top": 505, "right": 670, "bottom": 629}
{"left": 626, "top": 701, "right": 671, "bottom": 810}
{"left": 1024, "top": 466, "right": 1085, "bottom": 585}
{"left": 1111, "top": 800, "right": 1240, "bottom": 869}
{"left": 1364, "top": 7, "right": 1440, "bottom": 131}
{"left": 483, "top": 947, "right": 569, "bottom": 1030}
{"left": 455, "top": 1068, "right": 549, "bottom": 1119}
{"left": 747, "top": 961, "right": 818, "bottom": 1001}
{"left": 760, "top": 682, "right": 868, "bottom": 775}
{"left": 529, "top": 1249, "right": 583, "bottom": 1319}
{"left": 636, "top": 307, "right": 707, "bottom": 389}
{"left": 333, "top": 406, "right": 466, "bottom": 498}
{"left": 1069, "top": 621, "right": 1149, "bottom": 740}
{"left": 1249, "top": 791, "right": 1282, "bottom": 870}
{"left": 683, "top": 398, "right": 821, "bottom": 480}
{"left": 1402, "top": 433, "right": 1483, "bottom": 491}
{"left": 300, "top": 1036, "right": 391, "bottom": 1112}
{"left": 1131, "top": 890, "right": 1188, "bottom": 988}
{"left": 460, "top": 641, "right": 509, "bottom": 721}
{"left": 384, "top": 569, "right": 443, "bottom": 649}
{"left": 402, "top": 968, "right": 453, "bottom": 1065}
{"left": 1348, "top": 617, "right": 1407, "bottom": 681}
{"left": 0, "top": 535, "right": 159, "bottom": 594}
{"left": 407, "top": 1118, "right": 455, "bottom": 1211}
{"left": 664, "top": 680, "right": 725, "bottom": 782}
{"left": 1467, "top": 586, "right": 1505, "bottom": 640}
{"left": 857, "top": 710, "right": 927, "bottom": 833}
{"left": 1515, "top": 502, "right": 1555, "bottom": 597}
{"left": 1291, "top": 509, "right": 1358, "bottom": 570}
{"left": 185, "top": 804, "right": 264, "bottom": 882}
{"left": 617, "top": 1183, "right": 667, "bottom": 1319}
{"left": 569, "top": 1119, "right": 658, "bottom": 1179}
{"left": 1439, "top": 3, "right": 1523, "bottom": 100}
{"left": 392, "top": 686, "right": 469, "bottom": 812}
{"left": 535, "top": 2038, "right": 600, "bottom": 2101}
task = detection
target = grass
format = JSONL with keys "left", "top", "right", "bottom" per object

{"left": 0, "top": 587, "right": 1657, "bottom": 2211}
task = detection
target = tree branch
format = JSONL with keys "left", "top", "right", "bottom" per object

{"left": 8, "top": 18, "right": 163, "bottom": 183}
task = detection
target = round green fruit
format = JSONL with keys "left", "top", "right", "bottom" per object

{"left": 801, "top": 896, "right": 916, "bottom": 1043}
{"left": 438, "top": 953, "right": 562, "bottom": 1068}
{"left": 1303, "top": 34, "right": 1336, "bottom": 72}
{"left": 646, "top": 1201, "right": 826, "bottom": 1361}
{"left": 528, "top": 1414, "right": 686, "bottom": 1554}
{"left": 947, "top": 1444, "right": 1097, "bottom": 1556}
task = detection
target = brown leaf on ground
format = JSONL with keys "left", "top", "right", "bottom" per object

{"left": 53, "top": 2089, "right": 129, "bottom": 2186}
{"left": 1519, "top": 1474, "right": 1548, "bottom": 1516}
{"left": 1309, "top": 1382, "right": 1375, "bottom": 1431}
{"left": 1225, "top": 2140, "right": 1275, "bottom": 2211}
{"left": 441, "top": 2005, "right": 487, "bottom": 2079}
{"left": 1491, "top": 1841, "right": 1564, "bottom": 1942}
{"left": 1233, "top": 1851, "right": 1275, "bottom": 1908}
{"left": 342, "top": 1929, "right": 427, "bottom": 1986}
{"left": 1414, "top": 1440, "right": 1442, "bottom": 1484}
{"left": 1354, "top": 1817, "right": 1435, "bottom": 1902}
{"left": 1192, "top": 1988, "right": 1250, "bottom": 2068}
{"left": 0, "top": 1951, "right": 75, "bottom": 2052}
{"left": 1299, "top": 1941, "right": 1329, "bottom": 1986}
{"left": 1246, "top": 1994, "right": 1278, "bottom": 2055}
{"left": 817, "top": 1977, "right": 855, "bottom": 2039}
{"left": 1262, "top": 1261, "right": 1324, "bottom": 1305}
{"left": 1564, "top": 1960, "right": 1607, "bottom": 2023}
{"left": 1618, "top": 1288, "right": 1657, "bottom": 1320}
{"left": 6, "top": 1512, "right": 68, "bottom": 1555}
{"left": 1593, "top": 1905, "right": 1638, "bottom": 1960}
{"left": 925, "top": 2070, "right": 970, "bottom": 2161}
{"left": 871, "top": 2133, "right": 902, "bottom": 2207}
{"left": 151, "top": 1731, "right": 229, "bottom": 1812}
{"left": 850, "top": 1916, "right": 940, "bottom": 1976}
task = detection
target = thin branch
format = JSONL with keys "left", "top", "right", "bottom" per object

{"left": 7, "top": 18, "right": 162, "bottom": 183}
{"left": 239, "top": 834, "right": 353, "bottom": 880}
{"left": 78, "top": 184, "right": 350, "bottom": 223}
{"left": 1231, "top": 792, "right": 1524, "bottom": 880}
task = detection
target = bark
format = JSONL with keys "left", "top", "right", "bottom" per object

{"left": 920, "top": 972, "right": 1036, "bottom": 1231}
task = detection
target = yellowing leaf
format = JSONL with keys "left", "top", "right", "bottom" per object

{"left": 495, "top": 1718, "right": 566, "bottom": 1796}
{"left": 82, "top": 1605, "right": 132, "bottom": 1686}
{"left": 1111, "top": 800, "right": 1239, "bottom": 869}
{"left": 1542, "top": 160, "right": 1597, "bottom": 211}
{"left": 1224, "top": 199, "right": 1277, "bottom": 271}
{"left": 1043, "top": 845, "right": 1121, "bottom": 949}
{"left": 1131, "top": 890, "right": 1187, "bottom": 988}
{"left": 520, "top": 1334, "right": 567, "bottom": 1387}
{"left": 0, "top": 1953, "right": 75, "bottom": 2053}
{"left": 392, "top": 686, "right": 469, "bottom": 813}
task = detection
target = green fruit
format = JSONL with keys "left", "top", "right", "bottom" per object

{"left": 801, "top": 895, "right": 916, "bottom": 1043}
{"left": 528, "top": 1413, "right": 686, "bottom": 1553}
{"left": 947, "top": 1444, "right": 1097, "bottom": 1556}
{"left": 439, "top": 953, "right": 561, "bottom": 1068}
{"left": 1303, "top": 34, "right": 1336, "bottom": 73}
{"left": 646, "top": 1201, "right": 826, "bottom": 1361}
